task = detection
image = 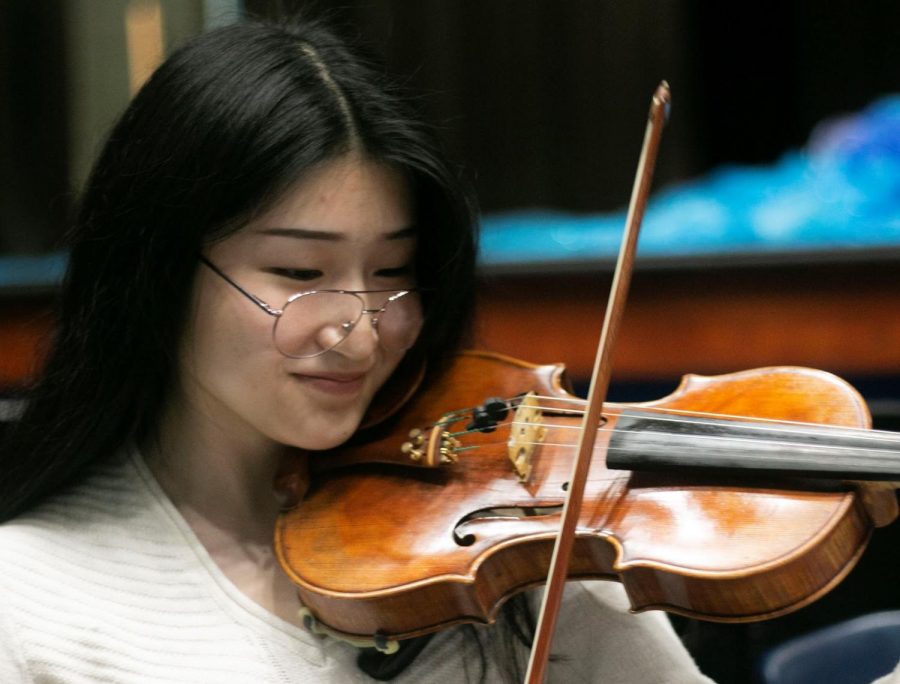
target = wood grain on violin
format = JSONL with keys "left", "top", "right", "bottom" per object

{"left": 274, "top": 350, "right": 900, "bottom": 643}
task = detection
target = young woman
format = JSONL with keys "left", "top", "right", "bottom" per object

{"left": 0, "top": 18, "right": 714, "bottom": 683}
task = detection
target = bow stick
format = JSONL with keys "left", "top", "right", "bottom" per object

{"left": 524, "top": 81, "right": 671, "bottom": 684}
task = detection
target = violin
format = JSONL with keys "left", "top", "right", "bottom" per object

{"left": 272, "top": 82, "right": 900, "bottom": 679}
{"left": 274, "top": 350, "right": 900, "bottom": 644}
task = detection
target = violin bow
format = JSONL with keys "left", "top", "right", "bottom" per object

{"left": 524, "top": 81, "right": 671, "bottom": 684}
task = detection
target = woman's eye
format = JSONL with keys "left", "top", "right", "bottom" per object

{"left": 375, "top": 265, "right": 413, "bottom": 279}
{"left": 270, "top": 268, "right": 323, "bottom": 281}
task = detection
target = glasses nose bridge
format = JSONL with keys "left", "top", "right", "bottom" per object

{"left": 337, "top": 293, "right": 383, "bottom": 334}
{"left": 357, "top": 289, "right": 398, "bottom": 325}
{"left": 357, "top": 302, "right": 387, "bottom": 333}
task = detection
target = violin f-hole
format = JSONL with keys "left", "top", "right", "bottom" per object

{"left": 452, "top": 505, "right": 566, "bottom": 546}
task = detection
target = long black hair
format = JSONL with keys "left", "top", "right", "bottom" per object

{"left": 0, "top": 18, "right": 477, "bottom": 522}
{"left": 0, "top": 18, "right": 540, "bottom": 683}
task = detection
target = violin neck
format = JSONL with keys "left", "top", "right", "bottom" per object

{"left": 607, "top": 409, "right": 900, "bottom": 482}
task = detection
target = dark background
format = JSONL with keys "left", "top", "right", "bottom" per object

{"left": 244, "top": 1, "right": 900, "bottom": 213}
{"left": 3, "top": 0, "right": 900, "bottom": 253}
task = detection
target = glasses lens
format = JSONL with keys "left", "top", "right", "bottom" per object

{"left": 274, "top": 292, "right": 363, "bottom": 358}
{"left": 375, "top": 291, "right": 423, "bottom": 352}
{"left": 273, "top": 291, "right": 424, "bottom": 358}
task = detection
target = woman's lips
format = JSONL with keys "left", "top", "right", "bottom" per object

{"left": 291, "top": 372, "right": 366, "bottom": 396}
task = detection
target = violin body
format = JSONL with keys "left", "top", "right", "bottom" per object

{"left": 275, "top": 350, "right": 895, "bottom": 642}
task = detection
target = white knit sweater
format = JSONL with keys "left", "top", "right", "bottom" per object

{"left": 0, "top": 450, "right": 715, "bottom": 683}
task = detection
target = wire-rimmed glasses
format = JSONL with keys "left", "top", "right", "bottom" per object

{"left": 199, "top": 257, "right": 423, "bottom": 359}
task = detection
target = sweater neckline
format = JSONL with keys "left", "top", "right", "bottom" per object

{"left": 126, "top": 447, "right": 328, "bottom": 665}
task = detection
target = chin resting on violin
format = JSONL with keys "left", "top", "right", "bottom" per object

{"left": 1, "top": 14, "right": 898, "bottom": 684}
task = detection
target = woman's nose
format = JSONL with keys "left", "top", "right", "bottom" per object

{"left": 328, "top": 313, "right": 380, "bottom": 359}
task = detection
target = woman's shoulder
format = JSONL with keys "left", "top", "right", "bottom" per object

{"left": 0, "top": 450, "right": 174, "bottom": 595}
{"left": 1, "top": 450, "right": 146, "bottom": 535}
{"left": 0, "top": 450, "right": 298, "bottom": 683}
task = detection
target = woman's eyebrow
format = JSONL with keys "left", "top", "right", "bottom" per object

{"left": 384, "top": 226, "right": 417, "bottom": 240}
{"left": 255, "top": 226, "right": 417, "bottom": 240}
{"left": 256, "top": 227, "right": 342, "bottom": 240}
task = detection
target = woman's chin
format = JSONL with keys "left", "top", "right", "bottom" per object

{"left": 280, "top": 416, "right": 363, "bottom": 452}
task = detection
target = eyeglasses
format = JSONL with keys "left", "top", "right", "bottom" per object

{"left": 199, "top": 257, "right": 423, "bottom": 359}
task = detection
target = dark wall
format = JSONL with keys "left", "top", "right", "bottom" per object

{"left": 0, "top": 0, "right": 69, "bottom": 254}
{"left": 249, "top": 0, "right": 900, "bottom": 212}
{"left": 686, "top": 0, "right": 900, "bottom": 168}
{"left": 2, "top": 1, "right": 899, "bottom": 252}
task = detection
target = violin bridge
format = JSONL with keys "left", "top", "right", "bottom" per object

{"left": 507, "top": 392, "right": 547, "bottom": 482}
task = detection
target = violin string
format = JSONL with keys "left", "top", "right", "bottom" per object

{"left": 512, "top": 394, "right": 900, "bottom": 445}
{"left": 504, "top": 421, "right": 900, "bottom": 458}
{"left": 435, "top": 416, "right": 900, "bottom": 463}
{"left": 412, "top": 394, "right": 900, "bottom": 461}
{"left": 455, "top": 421, "right": 900, "bottom": 459}
{"left": 520, "top": 416, "right": 900, "bottom": 451}
{"left": 528, "top": 393, "right": 853, "bottom": 425}
{"left": 452, "top": 433, "right": 900, "bottom": 467}
{"left": 425, "top": 393, "right": 900, "bottom": 443}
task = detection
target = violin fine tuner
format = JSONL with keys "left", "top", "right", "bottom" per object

{"left": 439, "top": 431, "right": 461, "bottom": 464}
{"left": 400, "top": 425, "right": 461, "bottom": 466}
{"left": 400, "top": 429, "right": 425, "bottom": 461}
{"left": 400, "top": 397, "right": 516, "bottom": 467}
{"left": 397, "top": 393, "right": 552, "bottom": 480}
